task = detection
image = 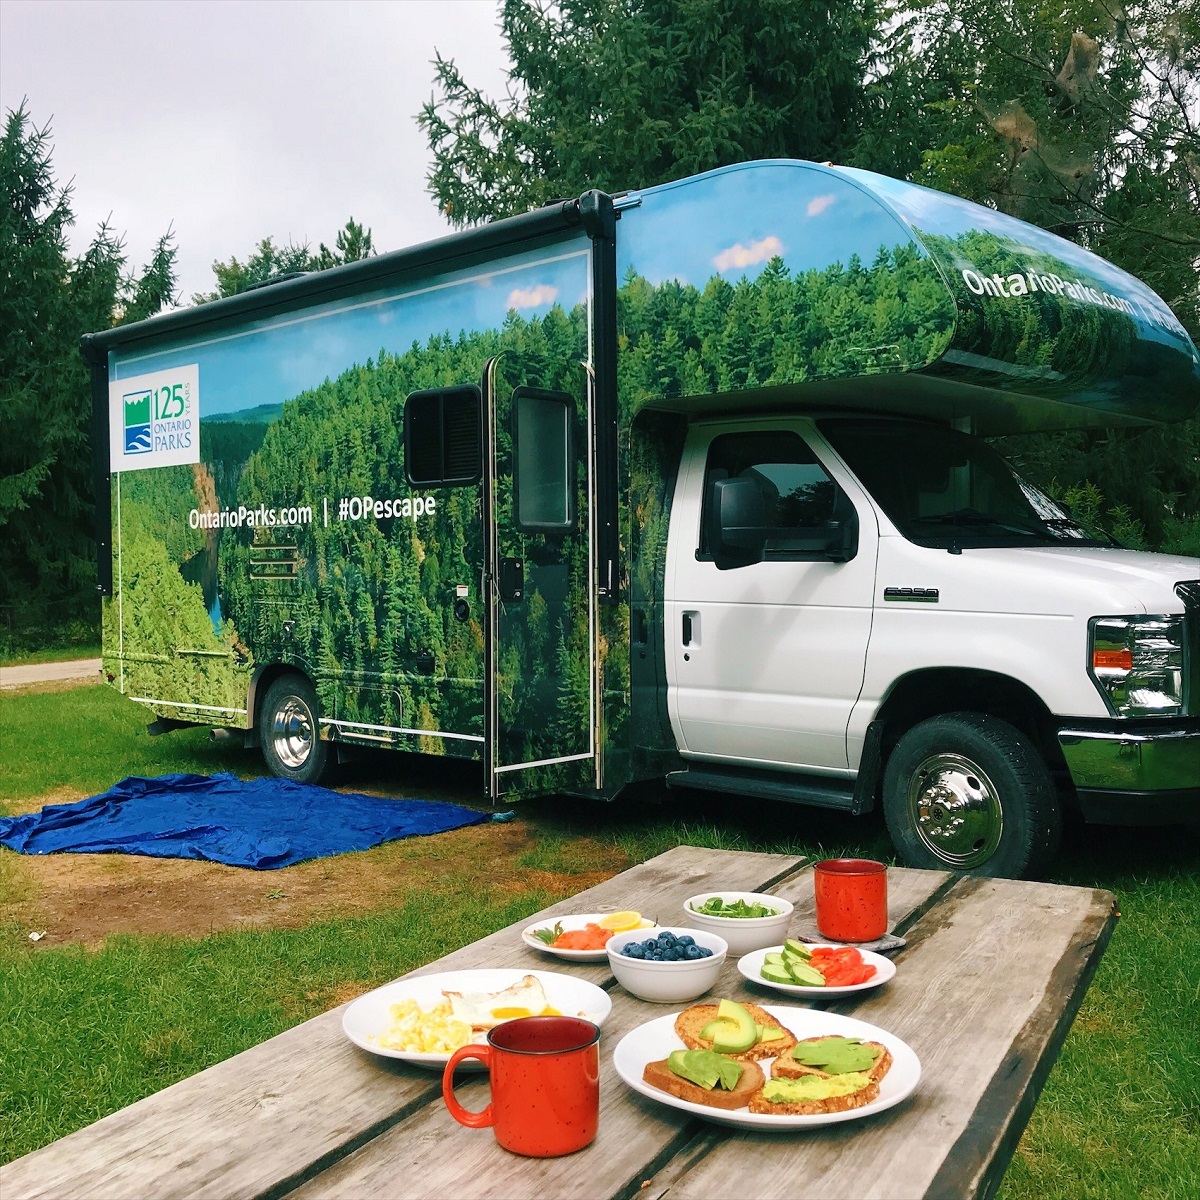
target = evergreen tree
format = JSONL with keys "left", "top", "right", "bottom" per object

{"left": 867, "top": 0, "right": 1200, "bottom": 550}
{"left": 0, "top": 102, "right": 177, "bottom": 650}
{"left": 191, "top": 218, "right": 377, "bottom": 304}
{"left": 419, "top": 0, "right": 882, "bottom": 225}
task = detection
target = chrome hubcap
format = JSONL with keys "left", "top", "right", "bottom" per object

{"left": 906, "top": 752, "right": 1003, "bottom": 868}
{"left": 271, "top": 697, "right": 313, "bottom": 769}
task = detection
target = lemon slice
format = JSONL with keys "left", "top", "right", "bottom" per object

{"left": 598, "top": 910, "right": 642, "bottom": 932}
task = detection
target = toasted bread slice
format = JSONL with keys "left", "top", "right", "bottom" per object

{"left": 674, "top": 1002, "right": 798, "bottom": 1061}
{"left": 748, "top": 1076, "right": 880, "bottom": 1116}
{"left": 642, "top": 1057, "right": 766, "bottom": 1110}
{"left": 771, "top": 1037, "right": 893, "bottom": 1083}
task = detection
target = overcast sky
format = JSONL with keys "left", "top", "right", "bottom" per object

{"left": 0, "top": 0, "right": 510, "bottom": 301}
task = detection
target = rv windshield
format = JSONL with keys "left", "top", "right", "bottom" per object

{"left": 819, "top": 419, "right": 1107, "bottom": 550}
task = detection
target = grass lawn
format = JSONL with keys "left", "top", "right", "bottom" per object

{"left": 2, "top": 684, "right": 1198, "bottom": 1197}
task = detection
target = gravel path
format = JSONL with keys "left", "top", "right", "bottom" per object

{"left": 0, "top": 658, "right": 103, "bottom": 689}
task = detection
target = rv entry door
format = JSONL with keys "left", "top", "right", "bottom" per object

{"left": 483, "top": 354, "right": 597, "bottom": 801}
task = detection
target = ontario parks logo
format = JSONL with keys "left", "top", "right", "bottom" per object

{"left": 123, "top": 390, "right": 153, "bottom": 454}
{"left": 109, "top": 364, "right": 200, "bottom": 473}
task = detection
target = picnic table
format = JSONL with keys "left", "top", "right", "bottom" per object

{"left": 1, "top": 845, "right": 1116, "bottom": 1200}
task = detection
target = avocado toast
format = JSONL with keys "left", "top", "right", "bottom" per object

{"left": 643, "top": 1002, "right": 892, "bottom": 1118}
{"left": 642, "top": 1051, "right": 766, "bottom": 1110}
{"left": 771, "top": 1035, "right": 894, "bottom": 1084}
{"left": 674, "top": 999, "right": 798, "bottom": 1061}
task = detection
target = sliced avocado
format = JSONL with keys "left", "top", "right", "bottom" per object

{"left": 784, "top": 938, "right": 812, "bottom": 959}
{"left": 760, "top": 1072, "right": 872, "bottom": 1104}
{"left": 700, "top": 1017, "right": 737, "bottom": 1041}
{"left": 756, "top": 1023, "right": 788, "bottom": 1042}
{"left": 790, "top": 1036, "right": 879, "bottom": 1074}
{"left": 710, "top": 999, "right": 758, "bottom": 1053}
{"left": 667, "top": 1049, "right": 744, "bottom": 1091}
{"left": 785, "top": 960, "right": 826, "bottom": 987}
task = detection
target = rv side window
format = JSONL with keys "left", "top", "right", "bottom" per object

{"left": 513, "top": 387, "right": 573, "bottom": 530}
{"left": 404, "top": 386, "right": 482, "bottom": 486}
{"left": 699, "top": 431, "right": 839, "bottom": 559}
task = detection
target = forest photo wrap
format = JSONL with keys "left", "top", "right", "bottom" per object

{"left": 104, "top": 161, "right": 1196, "bottom": 792}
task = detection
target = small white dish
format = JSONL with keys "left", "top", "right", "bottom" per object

{"left": 606, "top": 926, "right": 727, "bottom": 1003}
{"left": 521, "top": 913, "right": 656, "bottom": 962}
{"left": 737, "top": 944, "right": 896, "bottom": 996}
{"left": 682, "top": 891, "right": 794, "bottom": 957}
{"left": 342, "top": 968, "right": 612, "bottom": 1070}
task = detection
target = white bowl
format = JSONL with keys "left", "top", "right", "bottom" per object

{"left": 681, "top": 891, "right": 795, "bottom": 957}
{"left": 606, "top": 926, "right": 727, "bottom": 1004}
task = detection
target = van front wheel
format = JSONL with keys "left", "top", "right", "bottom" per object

{"left": 260, "top": 675, "right": 330, "bottom": 784}
{"left": 882, "top": 713, "right": 1060, "bottom": 879}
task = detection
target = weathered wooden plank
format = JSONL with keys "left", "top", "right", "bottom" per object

{"left": 284, "top": 865, "right": 954, "bottom": 1199}
{"left": 641, "top": 876, "right": 1116, "bottom": 1200}
{"left": 0, "top": 846, "right": 802, "bottom": 1200}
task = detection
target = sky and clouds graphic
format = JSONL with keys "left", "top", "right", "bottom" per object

{"left": 111, "top": 159, "right": 1195, "bottom": 422}
{"left": 617, "top": 160, "right": 919, "bottom": 291}
{"left": 112, "top": 243, "right": 591, "bottom": 417}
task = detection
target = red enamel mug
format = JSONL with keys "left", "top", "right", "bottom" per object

{"left": 442, "top": 1015, "right": 600, "bottom": 1157}
{"left": 813, "top": 858, "right": 889, "bottom": 942}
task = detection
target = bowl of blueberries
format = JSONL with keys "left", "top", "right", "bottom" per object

{"left": 606, "top": 925, "right": 728, "bottom": 1003}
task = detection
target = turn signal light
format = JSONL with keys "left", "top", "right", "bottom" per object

{"left": 1093, "top": 648, "right": 1133, "bottom": 670}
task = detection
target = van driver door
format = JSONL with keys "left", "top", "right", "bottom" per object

{"left": 665, "top": 420, "right": 877, "bottom": 775}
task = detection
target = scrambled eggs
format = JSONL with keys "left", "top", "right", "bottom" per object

{"left": 370, "top": 999, "right": 473, "bottom": 1054}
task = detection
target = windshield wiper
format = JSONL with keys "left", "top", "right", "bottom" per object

{"left": 911, "top": 509, "right": 1048, "bottom": 538}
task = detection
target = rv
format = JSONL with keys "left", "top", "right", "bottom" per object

{"left": 83, "top": 160, "right": 1200, "bottom": 878}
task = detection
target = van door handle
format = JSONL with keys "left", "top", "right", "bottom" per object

{"left": 682, "top": 611, "right": 699, "bottom": 646}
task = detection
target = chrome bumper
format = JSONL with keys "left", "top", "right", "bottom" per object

{"left": 1059, "top": 726, "right": 1199, "bottom": 796}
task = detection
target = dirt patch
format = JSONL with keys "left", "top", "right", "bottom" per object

{"left": 2, "top": 788, "right": 630, "bottom": 950}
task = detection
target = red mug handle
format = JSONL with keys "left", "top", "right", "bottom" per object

{"left": 442, "top": 1044, "right": 493, "bottom": 1129}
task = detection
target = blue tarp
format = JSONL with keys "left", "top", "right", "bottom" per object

{"left": 0, "top": 773, "right": 491, "bottom": 869}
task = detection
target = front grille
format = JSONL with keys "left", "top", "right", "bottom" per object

{"left": 1177, "top": 580, "right": 1200, "bottom": 716}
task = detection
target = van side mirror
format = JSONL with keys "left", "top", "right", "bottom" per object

{"left": 707, "top": 477, "right": 767, "bottom": 570}
{"left": 826, "top": 513, "right": 859, "bottom": 562}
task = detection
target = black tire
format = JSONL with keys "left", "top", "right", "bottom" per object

{"left": 882, "top": 712, "right": 1061, "bottom": 879}
{"left": 259, "top": 674, "right": 331, "bottom": 784}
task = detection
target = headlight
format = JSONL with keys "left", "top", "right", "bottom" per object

{"left": 1089, "top": 616, "right": 1186, "bottom": 717}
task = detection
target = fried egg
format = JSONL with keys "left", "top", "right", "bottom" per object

{"left": 443, "top": 975, "right": 557, "bottom": 1031}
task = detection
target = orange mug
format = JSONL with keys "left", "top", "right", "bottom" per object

{"left": 442, "top": 1016, "right": 600, "bottom": 1157}
{"left": 813, "top": 858, "right": 888, "bottom": 942}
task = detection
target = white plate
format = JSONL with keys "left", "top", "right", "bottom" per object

{"left": 613, "top": 1005, "right": 920, "bottom": 1130}
{"left": 343, "top": 969, "right": 612, "bottom": 1070}
{"left": 737, "top": 945, "right": 896, "bottom": 997}
{"left": 522, "top": 914, "right": 656, "bottom": 962}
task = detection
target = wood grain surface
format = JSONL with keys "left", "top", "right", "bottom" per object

{"left": 0, "top": 847, "right": 1115, "bottom": 1200}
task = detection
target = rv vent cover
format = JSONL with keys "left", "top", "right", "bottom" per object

{"left": 404, "top": 385, "right": 482, "bottom": 487}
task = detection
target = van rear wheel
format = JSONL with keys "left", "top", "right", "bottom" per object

{"left": 882, "top": 712, "right": 1060, "bottom": 879}
{"left": 260, "top": 675, "right": 330, "bottom": 784}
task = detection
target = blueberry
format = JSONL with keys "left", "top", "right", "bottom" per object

{"left": 658, "top": 932, "right": 678, "bottom": 947}
{"left": 684, "top": 944, "right": 703, "bottom": 959}
{"left": 623, "top": 943, "right": 644, "bottom": 959}
{"left": 677, "top": 935, "right": 695, "bottom": 946}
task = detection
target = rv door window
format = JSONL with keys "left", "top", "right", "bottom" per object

{"left": 513, "top": 387, "right": 574, "bottom": 530}
{"left": 698, "top": 432, "right": 840, "bottom": 560}
{"left": 404, "top": 386, "right": 482, "bottom": 486}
